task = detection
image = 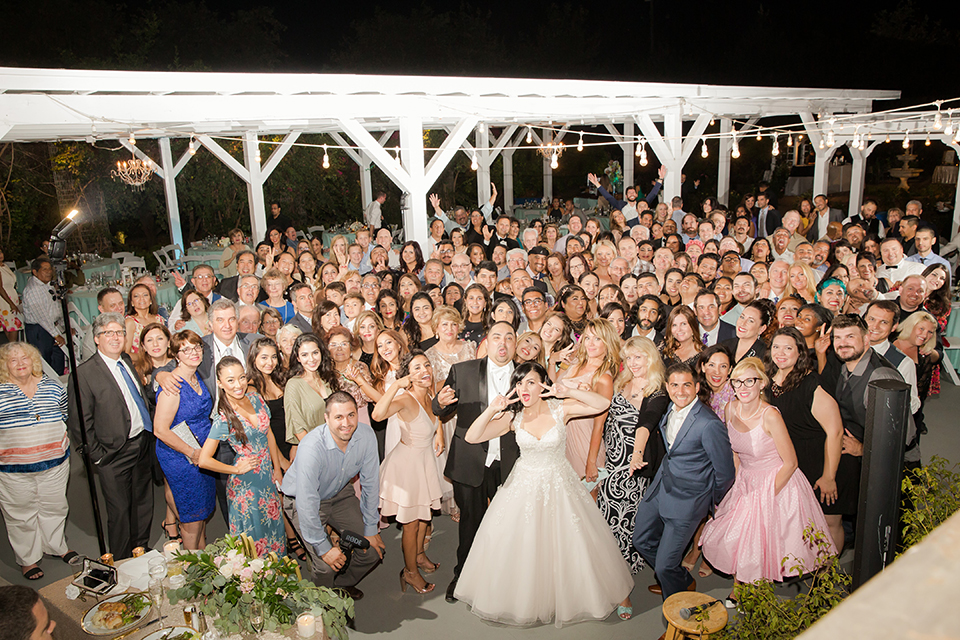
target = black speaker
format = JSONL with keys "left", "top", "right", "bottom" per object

{"left": 852, "top": 378, "right": 910, "bottom": 590}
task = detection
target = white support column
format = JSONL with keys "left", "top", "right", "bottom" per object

{"left": 799, "top": 112, "right": 837, "bottom": 198}
{"left": 158, "top": 139, "right": 184, "bottom": 250}
{"left": 360, "top": 153, "right": 373, "bottom": 207}
{"left": 399, "top": 117, "right": 429, "bottom": 251}
{"left": 502, "top": 129, "right": 526, "bottom": 216}
{"left": 542, "top": 129, "right": 553, "bottom": 201}
{"left": 636, "top": 111, "right": 711, "bottom": 202}
{"left": 847, "top": 140, "right": 882, "bottom": 218}
{"left": 663, "top": 113, "right": 683, "bottom": 200}
{"left": 476, "top": 124, "right": 491, "bottom": 205}
{"left": 623, "top": 122, "right": 635, "bottom": 191}
{"left": 242, "top": 131, "right": 268, "bottom": 244}
{"left": 718, "top": 119, "right": 732, "bottom": 206}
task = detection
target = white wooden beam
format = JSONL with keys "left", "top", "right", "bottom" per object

{"left": 425, "top": 117, "right": 479, "bottom": 187}
{"left": 337, "top": 118, "right": 413, "bottom": 192}
{"left": 502, "top": 128, "right": 527, "bottom": 215}
{"left": 399, "top": 116, "right": 429, "bottom": 250}
{"left": 172, "top": 145, "right": 195, "bottom": 177}
{"left": 196, "top": 135, "right": 249, "bottom": 182}
{"left": 242, "top": 131, "right": 267, "bottom": 242}
{"left": 328, "top": 132, "right": 363, "bottom": 166}
{"left": 158, "top": 138, "right": 183, "bottom": 250}
{"left": 260, "top": 131, "right": 301, "bottom": 181}
{"left": 623, "top": 121, "right": 634, "bottom": 192}
{"left": 718, "top": 119, "right": 732, "bottom": 207}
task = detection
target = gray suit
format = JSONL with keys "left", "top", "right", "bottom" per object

{"left": 633, "top": 400, "right": 735, "bottom": 598}
{"left": 286, "top": 313, "right": 312, "bottom": 335}
{"left": 806, "top": 208, "right": 845, "bottom": 242}
{"left": 67, "top": 352, "right": 154, "bottom": 559}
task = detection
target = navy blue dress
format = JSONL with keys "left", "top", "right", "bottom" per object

{"left": 156, "top": 379, "right": 216, "bottom": 523}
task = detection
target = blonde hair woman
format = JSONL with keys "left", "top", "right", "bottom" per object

{"left": 558, "top": 318, "right": 621, "bottom": 490}
{"left": 785, "top": 262, "right": 818, "bottom": 303}
{"left": 592, "top": 239, "right": 619, "bottom": 287}
{"left": 515, "top": 331, "right": 545, "bottom": 367}
{"left": 598, "top": 337, "right": 669, "bottom": 618}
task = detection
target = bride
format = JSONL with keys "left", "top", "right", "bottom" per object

{"left": 454, "top": 362, "right": 633, "bottom": 627}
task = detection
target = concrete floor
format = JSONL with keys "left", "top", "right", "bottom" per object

{"left": 3, "top": 382, "right": 959, "bottom": 640}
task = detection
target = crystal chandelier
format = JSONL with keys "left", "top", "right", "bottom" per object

{"left": 537, "top": 141, "right": 565, "bottom": 169}
{"left": 111, "top": 152, "right": 156, "bottom": 190}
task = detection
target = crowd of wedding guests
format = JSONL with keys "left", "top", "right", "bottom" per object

{"left": 0, "top": 183, "right": 950, "bottom": 627}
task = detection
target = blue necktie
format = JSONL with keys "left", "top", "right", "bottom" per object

{"left": 117, "top": 361, "right": 153, "bottom": 432}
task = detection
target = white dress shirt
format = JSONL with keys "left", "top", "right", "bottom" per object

{"left": 877, "top": 259, "right": 925, "bottom": 285}
{"left": 665, "top": 400, "right": 696, "bottom": 449}
{"left": 870, "top": 340, "right": 921, "bottom": 414}
{"left": 485, "top": 360, "right": 514, "bottom": 467}
{"left": 98, "top": 351, "right": 145, "bottom": 438}
{"left": 213, "top": 335, "right": 242, "bottom": 369}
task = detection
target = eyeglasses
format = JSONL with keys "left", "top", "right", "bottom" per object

{"left": 98, "top": 329, "right": 126, "bottom": 338}
{"left": 439, "top": 249, "right": 454, "bottom": 255}
{"left": 193, "top": 275, "right": 214, "bottom": 281}
{"left": 328, "top": 341, "right": 350, "bottom": 350}
{"left": 180, "top": 345, "right": 203, "bottom": 354}
{"left": 523, "top": 298, "right": 545, "bottom": 307}
{"left": 729, "top": 377, "right": 760, "bottom": 389}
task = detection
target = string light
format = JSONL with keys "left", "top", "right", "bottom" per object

{"left": 902, "top": 135, "right": 910, "bottom": 149}
{"left": 771, "top": 136, "right": 779, "bottom": 156}
{"left": 756, "top": 131, "right": 763, "bottom": 141}
{"left": 577, "top": 132, "right": 584, "bottom": 152}
{"left": 934, "top": 107, "right": 943, "bottom": 130}
{"left": 322, "top": 144, "right": 330, "bottom": 169}
{"left": 945, "top": 115, "right": 954, "bottom": 137}
{"left": 638, "top": 139, "right": 648, "bottom": 166}
{"left": 701, "top": 139, "right": 708, "bottom": 158}
{"left": 818, "top": 137, "right": 825, "bottom": 150}
{"left": 550, "top": 152, "right": 559, "bottom": 170}
{"left": 924, "top": 134, "right": 931, "bottom": 146}
{"left": 635, "top": 141, "right": 642, "bottom": 157}
{"left": 731, "top": 131, "right": 740, "bottom": 159}
{"left": 885, "top": 133, "right": 892, "bottom": 143}
{"left": 954, "top": 127, "right": 960, "bottom": 143}
{"left": 797, "top": 134, "right": 803, "bottom": 143}
{"left": 128, "top": 132, "right": 136, "bottom": 146}
{"left": 470, "top": 152, "right": 478, "bottom": 171}
{"left": 254, "top": 140, "right": 261, "bottom": 164}
{"left": 188, "top": 137, "right": 196, "bottom": 156}
{"left": 526, "top": 128, "right": 533, "bottom": 144}
{"left": 786, "top": 133, "right": 793, "bottom": 147}
{"left": 709, "top": 117, "right": 715, "bottom": 126}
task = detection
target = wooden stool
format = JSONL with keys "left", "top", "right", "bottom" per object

{"left": 662, "top": 591, "right": 728, "bottom": 639}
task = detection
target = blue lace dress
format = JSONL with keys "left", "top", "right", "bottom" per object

{"left": 155, "top": 379, "right": 216, "bottom": 523}
{"left": 209, "top": 393, "right": 285, "bottom": 557}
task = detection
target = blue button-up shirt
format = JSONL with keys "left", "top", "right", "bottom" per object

{"left": 906, "top": 251, "right": 952, "bottom": 278}
{"left": 281, "top": 422, "right": 380, "bottom": 556}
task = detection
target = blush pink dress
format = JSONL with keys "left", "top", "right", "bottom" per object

{"left": 558, "top": 367, "right": 605, "bottom": 477}
{"left": 700, "top": 405, "right": 835, "bottom": 583}
{"left": 378, "top": 390, "right": 442, "bottom": 523}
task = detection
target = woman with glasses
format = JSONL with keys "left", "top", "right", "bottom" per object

{"left": 700, "top": 358, "right": 835, "bottom": 607}
{"left": 180, "top": 291, "right": 212, "bottom": 337}
{"left": 326, "top": 326, "right": 380, "bottom": 427}
{"left": 258, "top": 308, "right": 282, "bottom": 341}
{"left": 152, "top": 330, "right": 216, "bottom": 550}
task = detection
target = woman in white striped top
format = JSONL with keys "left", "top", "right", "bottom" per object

{"left": 0, "top": 342, "right": 77, "bottom": 580}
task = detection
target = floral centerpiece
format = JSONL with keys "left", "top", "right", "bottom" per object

{"left": 347, "top": 221, "right": 366, "bottom": 233}
{"left": 169, "top": 534, "right": 354, "bottom": 640}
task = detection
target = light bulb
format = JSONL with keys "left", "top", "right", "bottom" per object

{"left": 826, "top": 129, "right": 835, "bottom": 148}
{"left": 925, "top": 134, "right": 931, "bottom": 146}
{"left": 129, "top": 133, "right": 136, "bottom": 146}
{"left": 945, "top": 121, "right": 955, "bottom": 137}
{"left": 772, "top": 137, "right": 779, "bottom": 156}
{"left": 819, "top": 138, "right": 825, "bottom": 150}
{"left": 934, "top": 111, "right": 943, "bottom": 130}
{"left": 526, "top": 128, "right": 533, "bottom": 144}
{"left": 635, "top": 142, "right": 642, "bottom": 157}
{"left": 709, "top": 117, "right": 715, "bottom": 126}
{"left": 756, "top": 132, "right": 762, "bottom": 141}
{"left": 322, "top": 145, "right": 330, "bottom": 169}
{"left": 787, "top": 134, "right": 793, "bottom": 147}
{"left": 470, "top": 153, "right": 478, "bottom": 171}
{"left": 550, "top": 154, "right": 559, "bottom": 170}
{"left": 731, "top": 145, "right": 740, "bottom": 159}
{"left": 903, "top": 135, "right": 910, "bottom": 149}
{"left": 701, "top": 140, "right": 708, "bottom": 158}
{"left": 797, "top": 134, "right": 803, "bottom": 142}
{"left": 188, "top": 139, "right": 196, "bottom": 156}
{"left": 885, "top": 133, "right": 891, "bottom": 143}
{"left": 954, "top": 128, "right": 960, "bottom": 143}
{"left": 639, "top": 148, "right": 648, "bottom": 166}
{"left": 577, "top": 133, "right": 583, "bottom": 152}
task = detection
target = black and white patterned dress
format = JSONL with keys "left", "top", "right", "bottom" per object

{"left": 597, "top": 390, "right": 669, "bottom": 573}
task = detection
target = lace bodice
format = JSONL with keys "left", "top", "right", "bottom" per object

{"left": 510, "top": 399, "right": 572, "bottom": 473}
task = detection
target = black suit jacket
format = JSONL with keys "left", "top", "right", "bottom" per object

{"left": 432, "top": 357, "right": 520, "bottom": 487}
{"left": 217, "top": 275, "right": 240, "bottom": 302}
{"left": 805, "top": 208, "right": 845, "bottom": 242}
{"left": 155, "top": 332, "right": 262, "bottom": 398}
{"left": 717, "top": 321, "right": 737, "bottom": 343}
{"left": 67, "top": 352, "right": 150, "bottom": 466}
{"left": 758, "top": 207, "right": 782, "bottom": 237}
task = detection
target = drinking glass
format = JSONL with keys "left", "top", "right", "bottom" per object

{"left": 250, "top": 602, "right": 264, "bottom": 633}
{"left": 148, "top": 557, "right": 167, "bottom": 581}
{"left": 148, "top": 578, "right": 165, "bottom": 629}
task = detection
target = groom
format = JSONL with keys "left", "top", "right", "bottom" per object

{"left": 633, "top": 363, "right": 735, "bottom": 600}
{"left": 433, "top": 322, "right": 520, "bottom": 604}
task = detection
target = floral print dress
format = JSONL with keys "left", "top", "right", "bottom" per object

{"left": 210, "top": 392, "right": 285, "bottom": 557}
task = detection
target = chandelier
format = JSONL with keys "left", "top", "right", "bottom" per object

{"left": 537, "top": 142, "right": 565, "bottom": 169}
{"left": 111, "top": 152, "right": 156, "bottom": 190}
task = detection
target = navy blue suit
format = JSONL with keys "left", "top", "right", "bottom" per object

{"left": 633, "top": 400, "right": 735, "bottom": 598}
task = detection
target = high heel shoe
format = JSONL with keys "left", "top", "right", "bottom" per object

{"left": 399, "top": 569, "right": 435, "bottom": 594}
{"left": 416, "top": 553, "right": 439, "bottom": 574}
{"left": 162, "top": 521, "right": 182, "bottom": 543}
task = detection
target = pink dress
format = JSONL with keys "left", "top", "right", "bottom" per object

{"left": 700, "top": 405, "right": 835, "bottom": 583}
{"left": 559, "top": 368, "right": 605, "bottom": 477}
{"left": 378, "top": 391, "right": 442, "bottom": 523}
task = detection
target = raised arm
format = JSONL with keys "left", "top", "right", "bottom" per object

{"left": 553, "top": 380, "right": 613, "bottom": 419}
{"left": 464, "top": 389, "right": 516, "bottom": 443}
{"left": 369, "top": 376, "right": 416, "bottom": 422}
{"left": 645, "top": 166, "right": 666, "bottom": 205}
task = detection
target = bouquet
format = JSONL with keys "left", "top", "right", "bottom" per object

{"left": 169, "top": 534, "right": 353, "bottom": 640}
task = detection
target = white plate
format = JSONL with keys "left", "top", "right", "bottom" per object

{"left": 80, "top": 592, "right": 153, "bottom": 636}
{"left": 142, "top": 625, "right": 200, "bottom": 640}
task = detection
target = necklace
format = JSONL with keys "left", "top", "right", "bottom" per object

{"left": 736, "top": 400, "right": 763, "bottom": 422}
{"left": 185, "top": 375, "right": 201, "bottom": 394}
{"left": 629, "top": 378, "right": 646, "bottom": 399}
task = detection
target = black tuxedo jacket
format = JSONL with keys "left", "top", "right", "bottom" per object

{"left": 717, "top": 321, "right": 737, "bottom": 343}
{"left": 758, "top": 207, "right": 782, "bottom": 237}
{"left": 217, "top": 275, "right": 240, "bottom": 302}
{"left": 432, "top": 357, "right": 520, "bottom": 487}
{"left": 67, "top": 352, "right": 150, "bottom": 466}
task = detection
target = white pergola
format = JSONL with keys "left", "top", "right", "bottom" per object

{"left": 0, "top": 66, "right": 912, "bottom": 250}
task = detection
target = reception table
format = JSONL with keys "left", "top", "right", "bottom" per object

{"left": 16, "top": 258, "right": 122, "bottom": 294}
{"left": 185, "top": 245, "right": 227, "bottom": 275}
{"left": 67, "top": 282, "right": 180, "bottom": 323}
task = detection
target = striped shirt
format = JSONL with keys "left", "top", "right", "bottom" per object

{"left": 0, "top": 376, "right": 70, "bottom": 473}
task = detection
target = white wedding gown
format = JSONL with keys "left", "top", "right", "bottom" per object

{"left": 454, "top": 399, "right": 633, "bottom": 627}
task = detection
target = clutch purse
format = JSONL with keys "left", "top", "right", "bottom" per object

{"left": 581, "top": 467, "right": 610, "bottom": 492}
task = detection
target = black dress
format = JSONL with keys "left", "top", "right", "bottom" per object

{"left": 266, "top": 396, "right": 292, "bottom": 461}
{"left": 461, "top": 321, "right": 486, "bottom": 345}
{"left": 770, "top": 373, "right": 843, "bottom": 516}
{"left": 721, "top": 337, "right": 767, "bottom": 363}
{"left": 597, "top": 390, "right": 670, "bottom": 573}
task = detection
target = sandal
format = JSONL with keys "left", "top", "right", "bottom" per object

{"left": 416, "top": 553, "right": 439, "bottom": 574}
{"left": 617, "top": 604, "right": 633, "bottom": 620}
{"left": 287, "top": 537, "right": 308, "bottom": 561}
{"left": 60, "top": 551, "right": 81, "bottom": 565}
{"left": 23, "top": 565, "right": 43, "bottom": 580}
{"left": 162, "top": 521, "right": 182, "bottom": 543}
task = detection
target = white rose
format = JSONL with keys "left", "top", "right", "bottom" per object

{"left": 219, "top": 564, "right": 235, "bottom": 579}
{"left": 249, "top": 559, "right": 265, "bottom": 573}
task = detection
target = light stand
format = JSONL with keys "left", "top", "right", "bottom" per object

{"left": 49, "top": 210, "right": 107, "bottom": 556}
